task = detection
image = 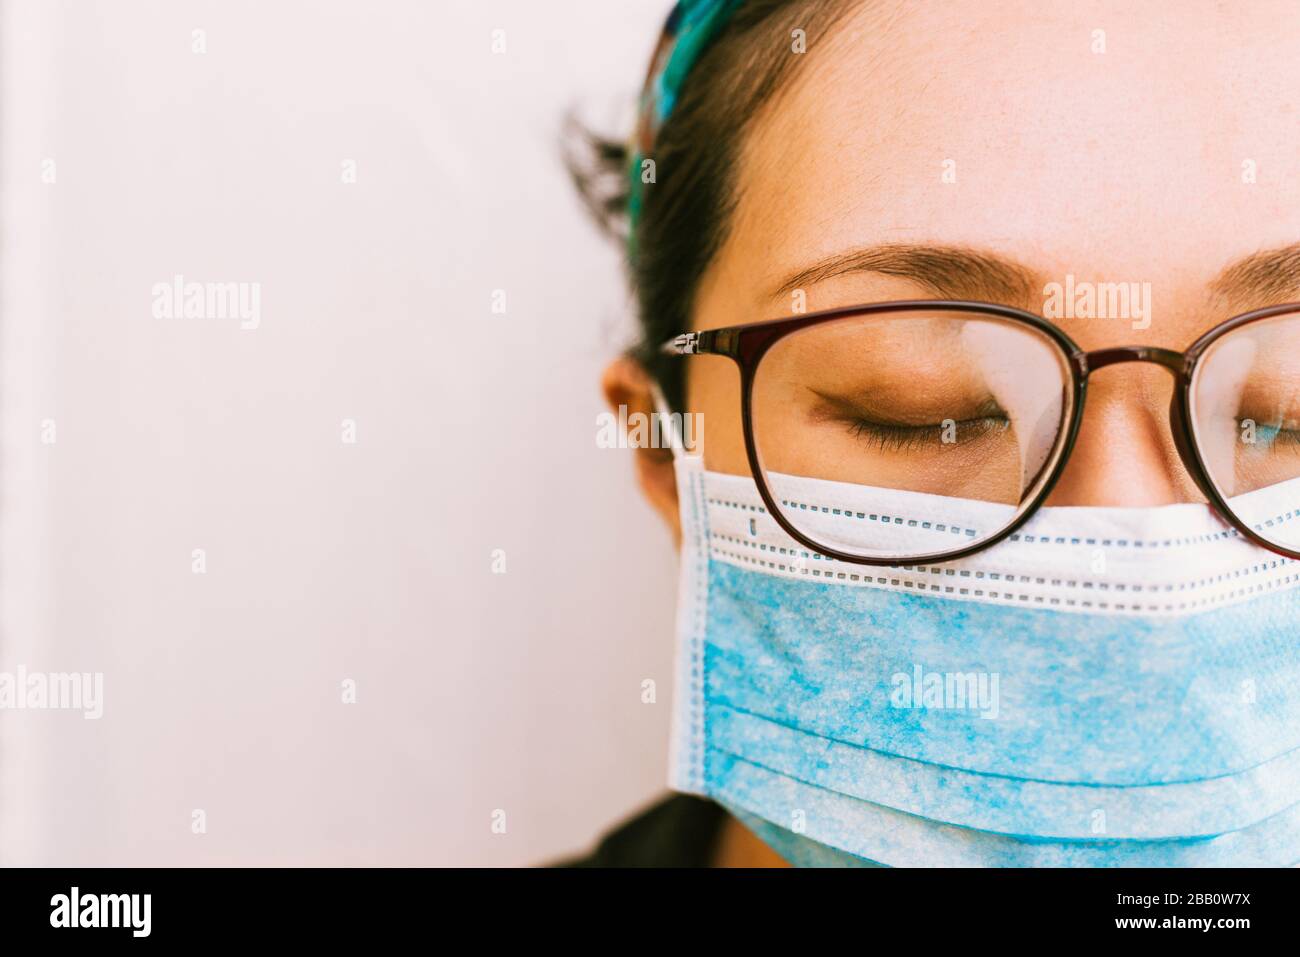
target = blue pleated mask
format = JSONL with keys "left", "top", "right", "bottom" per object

{"left": 667, "top": 452, "right": 1300, "bottom": 866}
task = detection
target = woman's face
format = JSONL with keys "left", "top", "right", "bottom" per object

{"left": 670, "top": 0, "right": 1300, "bottom": 523}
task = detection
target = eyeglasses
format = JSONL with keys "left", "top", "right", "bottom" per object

{"left": 661, "top": 300, "right": 1300, "bottom": 565}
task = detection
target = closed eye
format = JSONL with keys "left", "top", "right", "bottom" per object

{"left": 1239, "top": 418, "right": 1300, "bottom": 448}
{"left": 847, "top": 413, "right": 1009, "bottom": 452}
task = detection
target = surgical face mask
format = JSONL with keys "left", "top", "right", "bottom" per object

{"left": 667, "top": 453, "right": 1300, "bottom": 866}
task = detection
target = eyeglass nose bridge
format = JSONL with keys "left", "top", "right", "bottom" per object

{"left": 1071, "top": 344, "right": 1220, "bottom": 505}
{"left": 1078, "top": 345, "right": 1189, "bottom": 378}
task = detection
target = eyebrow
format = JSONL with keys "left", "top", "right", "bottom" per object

{"left": 770, "top": 241, "right": 1300, "bottom": 314}
{"left": 768, "top": 243, "right": 1044, "bottom": 307}
{"left": 1210, "top": 243, "right": 1300, "bottom": 307}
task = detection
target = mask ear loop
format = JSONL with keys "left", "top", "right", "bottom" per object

{"left": 649, "top": 381, "right": 698, "bottom": 462}
{"left": 648, "top": 322, "right": 707, "bottom": 461}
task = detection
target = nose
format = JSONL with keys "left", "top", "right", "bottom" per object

{"left": 1042, "top": 348, "right": 1203, "bottom": 507}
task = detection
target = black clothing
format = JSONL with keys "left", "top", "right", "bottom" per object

{"left": 557, "top": 794, "right": 727, "bottom": 867}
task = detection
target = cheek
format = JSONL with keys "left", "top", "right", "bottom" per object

{"left": 688, "top": 356, "right": 752, "bottom": 478}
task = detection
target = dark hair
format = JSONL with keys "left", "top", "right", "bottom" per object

{"left": 567, "top": 0, "right": 861, "bottom": 410}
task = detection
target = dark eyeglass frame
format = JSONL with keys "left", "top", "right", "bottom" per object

{"left": 661, "top": 299, "right": 1300, "bottom": 566}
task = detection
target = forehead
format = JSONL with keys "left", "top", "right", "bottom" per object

{"left": 712, "top": 0, "right": 1300, "bottom": 330}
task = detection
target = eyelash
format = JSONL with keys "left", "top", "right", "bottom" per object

{"left": 1241, "top": 421, "right": 1300, "bottom": 448}
{"left": 847, "top": 415, "right": 1009, "bottom": 452}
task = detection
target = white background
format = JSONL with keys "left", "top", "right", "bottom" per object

{"left": 0, "top": 0, "right": 677, "bottom": 866}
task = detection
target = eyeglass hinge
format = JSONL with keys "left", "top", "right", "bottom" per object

{"left": 670, "top": 332, "right": 700, "bottom": 355}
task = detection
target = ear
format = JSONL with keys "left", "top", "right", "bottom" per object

{"left": 601, "top": 355, "right": 681, "bottom": 545}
